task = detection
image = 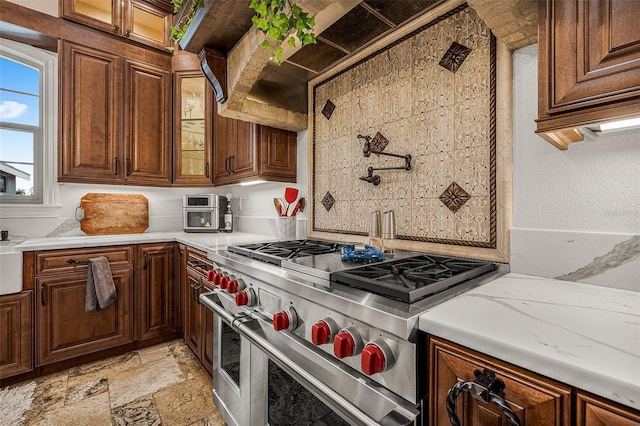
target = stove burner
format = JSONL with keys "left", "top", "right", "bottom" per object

{"left": 331, "top": 255, "right": 497, "bottom": 303}
{"left": 228, "top": 239, "right": 344, "bottom": 265}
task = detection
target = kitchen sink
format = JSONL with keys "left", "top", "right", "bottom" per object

{"left": 0, "top": 244, "right": 22, "bottom": 295}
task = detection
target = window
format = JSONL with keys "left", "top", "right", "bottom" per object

{"left": 0, "top": 38, "right": 58, "bottom": 213}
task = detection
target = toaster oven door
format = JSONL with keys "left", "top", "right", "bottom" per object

{"left": 184, "top": 208, "right": 219, "bottom": 232}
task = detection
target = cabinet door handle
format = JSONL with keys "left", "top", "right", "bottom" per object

{"left": 41, "top": 284, "right": 46, "bottom": 306}
{"left": 228, "top": 155, "right": 235, "bottom": 173}
{"left": 115, "top": 157, "right": 119, "bottom": 175}
{"left": 225, "top": 157, "right": 230, "bottom": 173}
{"left": 446, "top": 369, "right": 521, "bottom": 426}
{"left": 205, "top": 162, "right": 210, "bottom": 178}
{"left": 126, "top": 158, "right": 131, "bottom": 176}
{"left": 193, "top": 284, "right": 201, "bottom": 303}
{"left": 114, "top": 25, "right": 120, "bottom": 32}
{"left": 125, "top": 29, "right": 131, "bottom": 37}
{"left": 143, "top": 252, "right": 148, "bottom": 270}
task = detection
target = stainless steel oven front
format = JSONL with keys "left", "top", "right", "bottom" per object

{"left": 202, "top": 289, "right": 419, "bottom": 426}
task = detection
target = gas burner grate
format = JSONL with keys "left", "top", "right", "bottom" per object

{"left": 228, "top": 239, "right": 344, "bottom": 265}
{"left": 331, "top": 254, "right": 497, "bottom": 303}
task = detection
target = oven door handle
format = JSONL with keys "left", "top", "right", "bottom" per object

{"left": 199, "top": 290, "right": 253, "bottom": 329}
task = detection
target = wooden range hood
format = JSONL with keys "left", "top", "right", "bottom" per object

{"left": 177, "top": 0, "right": 537, "bottom": 132}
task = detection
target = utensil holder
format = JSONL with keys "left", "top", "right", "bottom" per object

{"left": 275, "top": 217, "right": 296, "bottom": 241}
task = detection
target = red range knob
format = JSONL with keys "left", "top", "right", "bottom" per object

{"left": 214, "top": 272, "right": 223, "bottom": 286}
{"left": 235, "top": 288, "right": 255, "bottom": 307}
{"left": 227, "top": 279, "right": 239, "bottom": 293}
{"left": 311, "top": 321, "right": 331, "bottom": 345}
{"left": 207, "top": 270, "right": 215, "bottom": 281}
{"left": 220, "top": 275, "right": 231, "bottom": 289}
{"left": 361, "top": 343, "right": 386, "bottom": 375}
{"left": 235, "top": 291, "right": 249, "bottom": 306}
{"left": 273, "top": 312, "right": 290, "bottom": 331}
{"left": 334, "top": 331, "right": 355, "bottom": 358}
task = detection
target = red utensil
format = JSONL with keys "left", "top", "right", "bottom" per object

{"left": 284, "top": 187, "right": 299, "bottom": 215}
{"left": 290, "top": 197, "right": 305, "bottom": 216}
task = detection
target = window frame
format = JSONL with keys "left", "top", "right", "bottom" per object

{"left": 0, "top": 38, "right": 59, "bottom": 217}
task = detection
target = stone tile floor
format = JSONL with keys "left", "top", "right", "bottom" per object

{"left": 0, "top": 340, "right": 226, "bottom": 425}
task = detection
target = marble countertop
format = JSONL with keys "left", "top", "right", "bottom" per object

{"left": 12, "top": 232, "right": 276, "bottom": 253}
{"left": 419, "top": 273, "right": 640, "bottom": 410}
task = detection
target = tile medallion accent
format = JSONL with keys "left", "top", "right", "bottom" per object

{"left": 321, "top": 100, "right": 336, "bottom": 120}
{"left": 439, "top": 182, "right": 471, "bottom": 213}
{"left": 438, "top": 42, "right": 472, "bottom": 73}
{"left": 321, "top": 191, "right": 335, "bottom": 211}
{"left": 370, "top": 132, "right": 389, "bottom": 153}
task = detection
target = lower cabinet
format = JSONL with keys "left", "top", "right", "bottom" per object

{"left": 428, "top": 336, "right": 571, "bottom": 426}
{"left": 36, "top": 267, "right": 134, "bottom": 365}
{"left": 576, "top": 391, "right": 640, "bottom": 426}
{"left": 0, "top": 291, "right": 33, "bottom": 378}
{"left": 137, "top": 243, "right": 176, "bottom": 341}
{"left": 183, "top": 247, "right": 215, "bottom": 375}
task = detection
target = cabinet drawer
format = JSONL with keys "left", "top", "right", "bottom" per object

{"left": 36, "top": 246, "right": 134, "bottom": 275}
{"left": 186, "top": 247, "right": 214, "bottom": 278}
{"left": 576, "top": 391, "right": 640, "bottom": 426}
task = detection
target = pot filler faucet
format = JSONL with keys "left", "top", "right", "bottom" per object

{"left": 357, "top": 134, "right": 412, "bottom": 185}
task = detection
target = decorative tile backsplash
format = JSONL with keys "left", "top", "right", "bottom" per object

{"left": 311, "top": 5, "right": 497, "bottom": 248}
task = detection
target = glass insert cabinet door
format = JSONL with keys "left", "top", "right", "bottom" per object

{"left": 173, "top": 72, "right": 212, "bottom": 185}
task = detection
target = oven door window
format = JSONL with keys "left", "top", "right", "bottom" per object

{"left": 268, "top": 360, "right": 349, "bottom": 425}
{"left": 186, "top": 210, "right": 213, "bottom": 228}
{"left": 221, "top": 321, "right": 240, "bottom": 386}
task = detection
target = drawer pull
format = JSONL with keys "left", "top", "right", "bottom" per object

{"left": 41, "top": 284, "right": 46, "bottom": 306}
{"left": 67, "top": 259, "right": 90, "bottom": 265}
{"left": 446, "top": 369, "right": 521, "bottom": 426}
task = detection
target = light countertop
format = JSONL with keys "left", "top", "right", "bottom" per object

{"left": 419, "top": 273, "right": 640, "bottom": 410}
{"left": 13, "top": 232, "right": 276, "bottom": 253}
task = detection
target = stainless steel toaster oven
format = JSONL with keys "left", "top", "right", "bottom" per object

{"left": 183, "top": 194, "right": 226, "bottom": 232}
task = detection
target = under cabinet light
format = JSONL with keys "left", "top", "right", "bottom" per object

{"left": 598, "top": 117, "right": 640, "bottom": 132}
{"left": 239, "top": 180, "right": 267, "bottom": 186}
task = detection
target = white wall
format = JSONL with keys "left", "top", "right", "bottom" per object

{"left": 511, "top": 44, "right": 640, "bottom": 290}
{"left": 512, "top": 45, "right": 640, "bottom": 233}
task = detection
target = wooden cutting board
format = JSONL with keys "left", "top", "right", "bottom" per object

{"left": 80, "top": 193, "right": 149, "bottom": 235}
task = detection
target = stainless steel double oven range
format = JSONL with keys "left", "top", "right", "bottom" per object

{"left": 199, "top": 239, "right": 503, "bottom": 426}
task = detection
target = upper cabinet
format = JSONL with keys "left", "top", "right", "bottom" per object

{"left": 59, "top": 40, "right": 172, "bottom": 186}
{"left": 537, "top": 0, "right": 640, "bottom": 149}
{"left": 173, "top": 72, "right": 212, "bottom": 185}
{"left": 61, "top": 0, "right": 173, "bottom": 50}
{"left": 213, "top": 116, "right": 259, "bottom": 185}
{"left": 213, "top": 119, "right": 297, "bottom": 186}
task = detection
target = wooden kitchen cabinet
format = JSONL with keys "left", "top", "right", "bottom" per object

{"left": 59, "top": 39, "right": 171, "bottom": 186}
{"left": 36, "top": 268, "right": 133, "bottom": 365}
{"left": 576, "top": 391, "right": 640, "bottom": 426}
{"left": 137, "top": 243, "right": 176, "bottom": 341}
{"left": 536, "top": 0, "right": 640, "bottom": 149}
{"left": 259, "top": 125, "right": 297, "bottom": 181}
{"left": 173, "top": 70, "right": 213, "bottom": 185}
{"left": 213, "top": 116, "right": 259, "bottom": 185}
{"left": 0, "top": 291, "right": 33, "bottom": 379}
{"left": 61, "top": 0, "right": 173, "bottom": 51}
{"left": 183, "top": 247, "right": 215, "bottom": 375}
{"left": 213, "top": 118, "right": 297, "bottom": 186}
{"left": 34, "top": 246, "right": 134, "bottom": 366}
{"left": 428, "top": 336, "right": 571, "bottom": 426}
